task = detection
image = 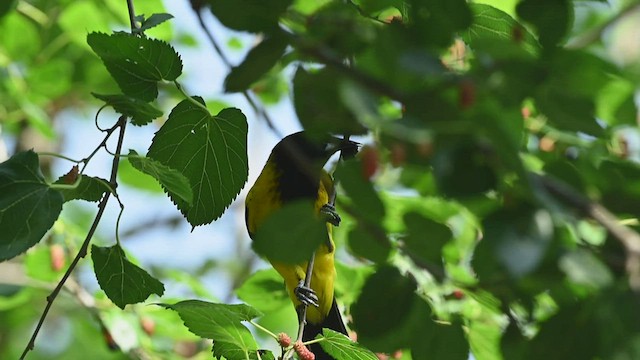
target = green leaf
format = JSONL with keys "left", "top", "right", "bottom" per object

{"left": 212, "top": 342, "right": 273, "bottom": 360}
{"left": 87, "top": 32, "right": 183, "bottom": 101}
{"left": 160, "top": 300, "right": 261, "bottom": 350}
{"left": 473, "top": 207, "right": 554, "bottom": 280}
{"left": 252, "top": 200, "right": 327, "bottom": 264}
{"left": 559, "top": 249, "right": 613, "bottom": 290}
{"left": 536, "top": 88, "right": 602, "bottom": 136}
{"left": 135, "top": 13, "right": 174, "bottom": 34}
{"left": 147, "top": 100, "right": 248, "bottom": 226}
{"left": 0, "top": 151, "right": 63, "bottom": 261}
{"left": 24, "top": 244, "right": 64, "bottom": 282}
{"left": 127, "top": 150, "right": 193, "bottom": 206}
{"left": 54, "top": 175, "right": 110, "bottom": 203}
{"left": 208, "top": 0, "right": 293, "bottom": 33}
{"left": 334, "top": 262, "right": 374, "bottom": 306}
{"left": 407, "top": 0, "right": 473, "bottom": 48}
{"left": 293, "top": 67, "right": 368, "bottom": 136}
{"left": 236, "top": 269, "right": 289, "bottom": 313}
{"left": 347, "top": 224, "right": 390, "bottom": 263}
{"left": 225, "top": 33, "right": 288, "bottom": 93}
{"left": 334, "top": 160, "right": 385, "bottom": 222}
{"left": 516, "top": 0, "right": 572, "bottom": 48}
{"left": 462, "top": 3, "right": 539, "bottom": 54}
{"left": 411, "top": 322, "right": 469, "bottom": 360}
{"left": 91, "top": 244, "right": 165, "bottom": 309}
{"left": 350, "top": 266, "right": 417, "bottom": 352}
{"left": 403, "top": 212, "right": 452, "bottom": 266}
{"left": 319, "top": 329, "right": 378, "bottom": 360}
{"left": 92, "top": 93, "right": 163, "bottom": 126}
{"left": 0, "top": 0, "right": 16, "bottom": 20}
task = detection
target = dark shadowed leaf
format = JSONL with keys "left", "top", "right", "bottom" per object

{"left": 403, "top": 212, "right": 452, "bottom": 266}
{"left": 0, "top": 151, "right": 63, "bottom": 261}
{"left": 351, "top": 266, "right": 417, "bottom": 352}
{"left": 92, "top": 244, "right": 165, "bottom": 309}
{"left": 208, "top": 0, "right": 292, "bottom": 33}
{"left": 252, "top": 200, "right": 327, "bottom": 264}
{"left": 293, "top": 67, "right": 368, "bottom": 136}
{"left": 135, "top": 13, "right": 174, "bottom": 34}
{"left": 225, "top": 33, "right": 288, "bottom": 93}
{"left": 516, "top": 0, "right": 572, "bottom": 48}
{"left": 55, "top": 174, "right": 110, "bottom": 202}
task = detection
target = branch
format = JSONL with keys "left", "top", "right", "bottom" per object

{"left": 192, "top": 9, "right": 281, "bottom": 136}
{"left": 126, "top": 0, "right": 138, "bottom": 32}
{"left": 536, "top": 173, "right": 640, "bottom": 290}
{"left": 566, "top": 1, "right": 640, "bottom": 49}
{"left": 20, "top": 116, "right": 128, "bottom": 360}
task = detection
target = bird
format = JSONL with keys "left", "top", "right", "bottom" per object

{"left": 245, "top": 131, "right": 358, "bottom": 359}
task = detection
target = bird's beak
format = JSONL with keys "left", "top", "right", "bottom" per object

{"left": 327, "top": 137, "right": 360, "bottom": 159}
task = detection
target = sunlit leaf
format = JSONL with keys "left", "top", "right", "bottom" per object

{"left": 147, "top": 99, "right": 248, "bottom": 226}
{"left": 160, "top": 300, "right": 261, "bottom": 350}
{"left": 319, "top": 329, "right": 378, "bottom": 360}
{"left": 87, "top": 32, "right": 182, "bottom": 101}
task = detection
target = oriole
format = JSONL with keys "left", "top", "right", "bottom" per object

{"left": 245, "top": 131, "right": 358, "bottom": 359}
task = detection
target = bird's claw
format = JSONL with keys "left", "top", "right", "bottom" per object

{"left": 294, "top": 280, "right": 319, "bottom": 308}
{"left": 320, "top": 203, "right": 341, "bottom": 227}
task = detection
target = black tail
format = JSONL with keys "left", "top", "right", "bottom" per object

{"left": 302, "top": 298, "right": 347, "bottom": 360}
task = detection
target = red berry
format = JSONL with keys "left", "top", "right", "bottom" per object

{"left": 140, "top": 317, "right": 155, "bottom": 336}
{"left": 359, "top": 146, "right": 379, "bottom": 179}
{"left": 459, "top": 80, "right": 475, "bottom": 109}
{"left": 50, "top": 244, "right": 65, "bottom": 272}
{"left": 452, "top": 290, "right": 464, "bottom": 299}
{"left": 277, "top": 332, "right": 291, "bottom": 347}
{"left": 390, "top": 143, "right": 406, "bottom": 168}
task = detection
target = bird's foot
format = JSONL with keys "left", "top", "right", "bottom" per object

{"left": 320, "top": 203, "right": 341, "bottom": 227}
{"left": 294, "top": 280, "right": 319, "bottom": 308}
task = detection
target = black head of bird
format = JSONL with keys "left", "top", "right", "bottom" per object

{"left": 270, "top": 131, "right": 359, "bottom": 201}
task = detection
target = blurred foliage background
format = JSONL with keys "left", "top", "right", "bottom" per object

{"left": 2, "top": 0, "right": 640, "bottom": 359}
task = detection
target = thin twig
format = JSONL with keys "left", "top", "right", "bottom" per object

{"left": 566, "top": 1, "right": 640, "bottom": 49}
{"left": 192, "top": 9, "right": 281, "bottom": 135}
{"left": 536, "top": 173, "right": 640, "bottom": 290}
{"left": 126, "top": 0, "right": 138, "bottom": 32}
{"left": 20, "top": 116, "right": 128, "bottom": 359}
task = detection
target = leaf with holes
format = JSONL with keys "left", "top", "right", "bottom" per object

{"left": 127, "top": 150, "right": 193, "bottom": 205}
{"left": 87, "top": 32, "right": 182, "bottom": 101}
{"left": 0, "top": 151, "right": 63, "bottom": 261}
{"left": 92, "top": 244, "right": 165, "bottom": 309}
{"left": 147, "top": 98, "right": 248, "bottom": 226}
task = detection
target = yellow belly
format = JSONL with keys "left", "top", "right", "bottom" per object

{"left": 245, "top": 162, "right": 336, "bottom": 324}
